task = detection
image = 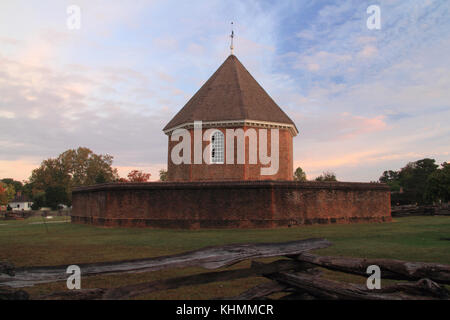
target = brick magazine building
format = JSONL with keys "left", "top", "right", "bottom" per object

{"left": 164, "top": 54, "right": 297, "bottom": 182}
{"left": 72, "top": 54, "right": 391, "bottom": 229}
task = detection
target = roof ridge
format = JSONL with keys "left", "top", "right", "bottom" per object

{"left": 230, "top": 55, "right": 247, "bottom": 119}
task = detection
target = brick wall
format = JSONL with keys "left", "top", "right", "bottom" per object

{"left": 167, "top": 127, "right": 293, "bottom": 181}
{"left": 71, "top": 181, "right": 391, "bottom": 229}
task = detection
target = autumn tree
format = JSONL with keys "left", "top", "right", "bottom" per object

{"left": 30, "top": 158, "right": 71, "bottom": 192}
{"left": 127, "top": 170, "right": 151, "bottom": 182}
{"left": 0, "top": 184, "right": 8, "bottom": 206}
{"left": 293, "top": 167, "right": 307, "bottom": 181}
{"left": 1, "top": 179, "right": 23, "bottom": 193}
{"left": 0, "top": 182, "right": 15, "bottom": 206}
{"left": 29, "top": 147, "right": 119, "bottom": 206}
{"left": 57, "top": 147, "right": 119, "bottom": 186}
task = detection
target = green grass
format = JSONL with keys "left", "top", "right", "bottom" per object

{"left": 0, "top": 216, "right": 449, "bottom": 299}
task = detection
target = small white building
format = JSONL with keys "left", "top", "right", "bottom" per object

{"left": 9, "top": 193, "right": 33, "bottom": 211}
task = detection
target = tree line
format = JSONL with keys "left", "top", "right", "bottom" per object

{"left": 0, "top": 147, "right": 167, "bottom": 211}
{"left": 1, "top": 149, "right": 447, "bottom": 210}
{"left": 294, "top": 158, "right": 449, "bottom": 205}
{"left": 293, "top": 168, "right": 337, "bottom": 182}
{"left": 379, "top": 158, "right": 449, "bottom": 205}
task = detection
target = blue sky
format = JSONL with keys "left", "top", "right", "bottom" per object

{"left": 0, "top": 0, "right": 449, "bottom": 181}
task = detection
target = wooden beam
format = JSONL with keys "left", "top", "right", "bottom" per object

{"left": 216, "top": 281, "right": 289, "bottom": 300}
{"left": 0, "top": 261, "right": 15, "bottom": 276}
{"left": 0, "top": 287, "right": 29, "bottom": 300}
{"left": 1, "top": 238, "right": 331, "bottom": 288}
{"left": 293, "top": 253, "right": 450, "bottom": 284}
{"left": 268, "top": 272, "right": 449, "bottom": 300}
{"left": 40, "top": 259, "right": 310, "bottom": 300}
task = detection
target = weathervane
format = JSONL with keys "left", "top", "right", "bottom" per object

{"left": 230, "top": 22, "right": 234, "bottom": 55}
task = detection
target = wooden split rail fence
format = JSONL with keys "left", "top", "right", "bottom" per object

{"left": 0, "top": 238, "right": 449, "bottom": 300}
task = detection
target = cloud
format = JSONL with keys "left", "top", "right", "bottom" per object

{"left": 0, "top": 52, "right": 174, "bottom": 173}
{"left": 0, "top": 110, "right": 15, "bottom": 119}
{"left": 358, "top": 45, "right": 378, "bottom": 58}
{"left": 296, "top": 113, "right": 387, "bottom": 142}
{"left": 0, "top": 0, "right": 449, "bottom": 183}
{"left": 296, "top": 30, "right": 314, "bottom": 40}
{"left": 295, "top": 51, "right": 352, "bottom": 72}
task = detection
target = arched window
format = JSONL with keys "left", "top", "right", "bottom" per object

{"left": 211, "top": 130, "right": 224, "bottom": 164}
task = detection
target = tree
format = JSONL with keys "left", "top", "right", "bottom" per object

{"left": 159, "top": 169, "right": 168, "bottom": 182}
{"left": 45, "top": 186, "right": 68, "bottom": 210}
{"left": 315, "top": 171, "right": 337, "bottom": 182}
{"left": 1, "top": 179, "right": 23, "bottom": 193}
{"left": 425, "top": 162, "right": 450, "bottom": 203}
{"left": 29, "top": 147, "right": 119, "bottom": 206}
{"left": 0, "top": 184, "right": 8, "bottom": 206}
{"left": 0, "top": 182, "right": 15, "bottom": 206}
{"left": 398, "top": 158, "right": 438, "bottom": 205}
{"left": 31, "top": 192, "right": 46, "bottom": 210}
{"left": 379, "top": 170, "right": 401, "bottom": 192}
{"left": 293, "top": 167, "right": 307, "bottom": 181}
{"left": 95, "top": 172, "right": 108, "bottom": 184}
{"left": 127, "top": 170, "right": 151, "bottom": 182}
{"left": 21, "top": 180, "right": 35, "bottom": 200}
{"left": 379, "top": 158, "right": 442, "bottom": 205}
{"left": 56, "top": 147, "right": 119, "bottom": 186}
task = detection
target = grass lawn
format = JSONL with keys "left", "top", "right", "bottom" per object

{"left": 0, "top": 216, "right": 449, "bottom": 299}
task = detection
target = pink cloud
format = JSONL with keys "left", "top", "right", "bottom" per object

{"left": 358, "top": 45, "right": 378, "bottom": 58}
{"left": 295, "top": 112, "right": 387, "bottom": 142}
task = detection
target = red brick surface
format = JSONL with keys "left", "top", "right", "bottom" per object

{"left": 168, "top": 127, "right": 293, "bottom": 181}
{"left": 71, "top": 181, "right": 391, "bottom": 229}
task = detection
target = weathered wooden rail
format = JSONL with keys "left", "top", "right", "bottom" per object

{"left": 0, "top": 238, "right": 449, "bottom": 300}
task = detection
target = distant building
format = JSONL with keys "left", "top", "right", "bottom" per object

{"left": 9, "top": 192, "right": 33, "bottom": 211}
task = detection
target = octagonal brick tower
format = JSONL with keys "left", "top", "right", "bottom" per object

{"left": 163, "top": 54, "right": 299, "bottom": 181}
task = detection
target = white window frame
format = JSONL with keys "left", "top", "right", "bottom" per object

{"left": 210, "top": 130, "right": 224, "bottom": 164}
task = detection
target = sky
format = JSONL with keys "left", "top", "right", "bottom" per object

{"left": 0, "top": 0, "right": 449, "bottom": 182}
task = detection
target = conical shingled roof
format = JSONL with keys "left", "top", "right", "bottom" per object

{"left": 163, "top": 55, "right": 298, "bottom": 134}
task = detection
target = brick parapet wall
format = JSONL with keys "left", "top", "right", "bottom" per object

{"left": 72, "top": 181, "right": 391, "bottom": 229}
{"left": 73, "top": 180, "right": 390, "bottom": 192}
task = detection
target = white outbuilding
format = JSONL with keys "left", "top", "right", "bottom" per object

{"left": 9, "top": 192, "right": 33, "bottom": 211}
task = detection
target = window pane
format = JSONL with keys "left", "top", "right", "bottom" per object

{"left": 211, "top": 131, "right": 224, "bottom": 163}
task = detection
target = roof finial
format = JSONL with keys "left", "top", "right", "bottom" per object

{"left": 230, "top": 22, "right": 234, "bottom": 55}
